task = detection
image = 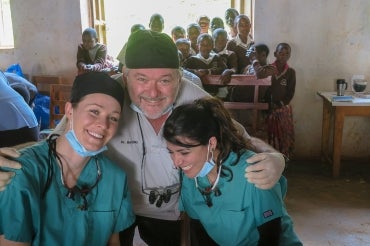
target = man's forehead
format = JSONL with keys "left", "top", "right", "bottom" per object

{"left": 129, "top": 68, "right": 177, "bottom": 77}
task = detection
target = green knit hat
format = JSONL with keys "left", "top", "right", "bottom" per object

{"left": 125, "top": 30, "right": 180, "bottom": 69}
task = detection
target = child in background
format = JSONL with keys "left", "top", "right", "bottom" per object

{"left": 245, "top": 43, "right": 277, "bottom": 79}
{"left": 176, "top": 38, "right": 192, "bottom": 65}
{"left": 226, "top": 14, "right": 255, "bottom": 102}
{"left": 264, "top": 43, "right": 296, "bottom": 159}
{"left": 116, "top": 24, "right": 145, "bottom": 72}
{"left": 171, "top": 26, "right": 186, "bottom": 42}
{"left": 187, "top": 23, "right": 201, "bottom": 55}
{"left": 182, "top": 33, "right": 227, "bottom": 97}
{"left": 212, "top": 28, "right": 238, "bottom": 99}
{"left": 226, "top": 14, "right": 254, "bottom": 74}
{"left": 224, "top": 8, "right": 239, "bottom": 38}
{"left": 148, "top": 13, "right": 164, "bottom": 33}
{"left": 76, "top": 28, "right": 112, "bottom": 74}
{"left": 197, "top": 15, "right": 210, "bottom": 34}
{"left": 210, "top": 17, "right": 225, "bottom": 34}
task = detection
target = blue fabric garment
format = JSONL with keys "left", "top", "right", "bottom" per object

{"left": 5, "top": 71, "right": 38, "bottom": 105}
{"left": 0, "top": 71, "right": 38, "bottom": 131}
{"left": 0, "top": 141, "right": 135, "bottom": 245}
{"left": 179, "top": 150, "right": 302, "bottom": 246}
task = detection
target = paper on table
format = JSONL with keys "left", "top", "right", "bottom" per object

{"left": 332, "top": 95, "right": 353, "bottom": 102}
{"left": 352, "top": 97, "right": 370, "bottom": 103}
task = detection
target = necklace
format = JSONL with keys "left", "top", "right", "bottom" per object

{"left": 194, "top": 165, "right": 222, "bottom": 207}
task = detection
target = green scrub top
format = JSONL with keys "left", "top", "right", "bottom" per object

{"left": 179, "top": 150, "right": 302, "bottom": 246}
{"left": 0, "top": 141, "right": 135, "bottom": 245}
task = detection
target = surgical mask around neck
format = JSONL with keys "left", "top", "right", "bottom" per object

{"left": 196, "top": 144, "right": 215, "bottom": 177}
{"left": 65, "top": 113, "right": 107, "bottom": 157}
{"left": 130, "top": 103, "right": 173, "bottom": 117}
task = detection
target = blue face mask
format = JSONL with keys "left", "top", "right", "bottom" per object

{"left": 196, "top": 144, "right": 215, "bottom": 177}
{"left": 65, "top": 113, "right": 108, "bottom": 157}
{"left": 130, "top": 103, "right": 173, "bottom": 117}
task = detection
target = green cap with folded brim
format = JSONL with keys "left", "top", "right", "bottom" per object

{"left": 125, "top": 30, "right": 180, "bottom": 69}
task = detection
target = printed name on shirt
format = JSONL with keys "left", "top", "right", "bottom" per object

{"left": 120, "top": 140, "right": 138, "bottom": 144}
{"left": 263, "top": 210, "right": 274, "bottom": 218}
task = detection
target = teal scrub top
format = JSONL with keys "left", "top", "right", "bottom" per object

{"left": 0, "top": 141, "right": 135, "bottom": 246}
{"left": 179, "top": 150, "right": 302, "bottom": 246}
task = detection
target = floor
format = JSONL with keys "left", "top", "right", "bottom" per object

{"left": 133, "top": 159, "right": 370, "bottom": 246}
{"left": 284, "top": 159, "right": 370, "bottom": 246}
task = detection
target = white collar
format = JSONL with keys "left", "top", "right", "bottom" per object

{"left": 235, "top": 35, "right": 253, "bottom": 50}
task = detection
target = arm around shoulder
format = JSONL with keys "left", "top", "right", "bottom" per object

{"left": 245, "top": 137, "right": 286, "bottom": 190}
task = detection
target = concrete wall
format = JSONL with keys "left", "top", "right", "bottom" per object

{"left": 254, "top": 0, "right": 370, "bottom": 159}
{"left": 0, "top": 0, "right": 369, "bottom": 159}
{"left": 0, "top": 0, "right": 82, "bottom": 84}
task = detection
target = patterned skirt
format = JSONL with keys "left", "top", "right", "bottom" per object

{"left": 265, "top": 105, "right": 295, "bottom": 158}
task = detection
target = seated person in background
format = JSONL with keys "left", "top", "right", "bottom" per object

{"left": 163, "top": 97, "right": 302, "bottom": 246}
{"left": 210, "top": 17, "right": 225, "bottom": 34}
{"left": 224, "top": 8, "right": 239, "bottom": 39}
{"left": 245, "top": 43, "right": 277, "bottom": 105}
{"left": 116, "top": 24, "right": 146, "bottom": 72}
{"left": 175, "top": 38, "right": 192, "bottom": 64}
{"left": 171, "top": 26, "right": 186, "bottom": 42}
{"left": 4, "top": 71, "right": 38, "bottom": 107}
{"left": 183, "top": 33, "right": 227, "bottom": 98}
{"left": 226, "top": 14, "right": 255, "bottom": 102}
{"left": 213, "top": 28, "right": 238, "bottom": 84}
{"left": 187, "top": 23, "right": 201, "bottom": 55}
{"left": 178, "top": 51, "right": 203, "bottom": 89}
{"left": 226, "top": 14, "right": 254, "bottom": 74}
{"left": 245, "top": 43, "right": 277, "bottom": 79}
{"left": 0, "top": 29, "right": 287, "bottom": 246}
{"left": 0, "top": 72, "right": 135, "bottom": 245}
{"left": 0, "top": 71, "right": 39, "bottom": 147}
{"left": 212, "top": 28, "right": 238, "bottom": 99}
{"left": 149, "top": 13, "right": 164, "bottom": 33}
{"left": 197, "top": 15, "right": 210, "bottom": 34}
{"left": 76, "top": 27, "right": 112, "bottom": 74}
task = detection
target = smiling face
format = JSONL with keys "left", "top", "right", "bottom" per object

{"left": 214, "top": 32, "right": 228, "bottom": 52}
{"left": 125, "top": 68, "right": 181, "bottom": 119}
{"left": 236, "top": 17, "right": 251, "bottom": 38}
{"left": 274, "top": 44, "right": 291, "bottom": 65}
{"left": 198, "top": 16, "right": 210, "bottom": 34}
{"left": 65, "top": 93, "right": 121, "bottom": 151}
{"left": 187, "top": 25, "right": 201, "bottom": 45}
{"left": 166, "top": 136, "right": 210, "bottom": 178}
{"left": 198, "top": 35, "right": 213, "bottom": 58}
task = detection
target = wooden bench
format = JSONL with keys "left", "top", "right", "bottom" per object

{"left": 202, "top": 74, "right": 271, "bottom": 133}
{"left": 31, "top": 75, "right": 62, "bottom": 96}
{"left": 49, "top": 83, "right": 72, "bottom": 129}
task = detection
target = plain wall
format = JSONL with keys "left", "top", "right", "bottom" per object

{"left": 0, "top": 0, "right": 369, "bottom": 159}
{"left": 254, "top": 0, "right": 370, "bottom": 159}
{"left": 0, "top": 0, "right": 83, "bottom": 84}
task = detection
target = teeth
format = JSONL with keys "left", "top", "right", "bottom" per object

{"left": 182, "top": 165, "right": 192, "bottom": 171}
{"left": 89, "top": 131, "right": 103, "bottom": 139}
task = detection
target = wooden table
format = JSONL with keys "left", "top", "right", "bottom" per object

{"left": 317, "top": 91, "right": 370, "bottom": 177}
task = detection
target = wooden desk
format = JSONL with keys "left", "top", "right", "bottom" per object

{"left": 317, "top": 91, "right": 370, "bottom": 177}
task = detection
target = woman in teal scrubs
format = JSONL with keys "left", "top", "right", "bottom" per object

{"left": 163, "top": 97, "right": 302, "bottom": 245}
{"left": 0, "top": 72, "right": 135, "bottom": 245}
